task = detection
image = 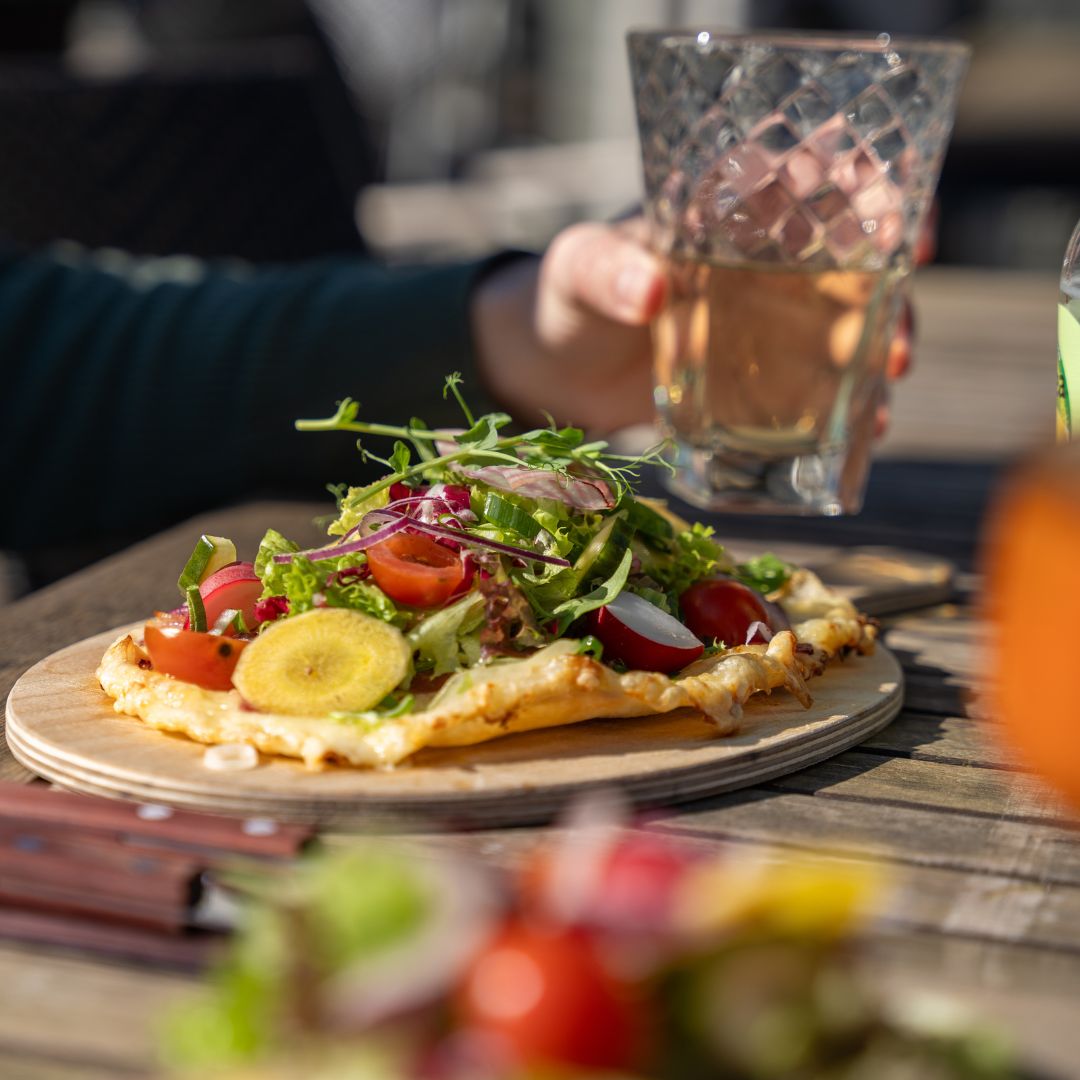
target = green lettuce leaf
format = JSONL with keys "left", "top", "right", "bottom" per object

{"left": 627, "top": 582, "right": 674, "bottom": 615}
{"left": 654, "top": 523, "right": 732, "bottom": 597}
{"left": 551, "top": 547, "right": 634, "bottom": 631}
{"left": 325, "top": 571, "right": 400, "bottom": 624}
{"left": 254, "top": 529, "right": 300, "bottom": 597}
{"left": 254, "top": 530, "right": 400, "bottom": 625}
{"left": 407, "top": 592, "right": 485, "bottom": 675}
{"left": 327, "top": 485, "right": 390, "bottom": 538}
{"left": 735, "top": 553, "right": 794, "bottom": 595}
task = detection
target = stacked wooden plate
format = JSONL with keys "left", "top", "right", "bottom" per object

{"left": 6, "top": 626, "right": 903, "bottom": 828}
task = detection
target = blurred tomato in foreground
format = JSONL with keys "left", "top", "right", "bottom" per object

{"left": 453, "top": 919, "right": 648, "bottom": 1072}
{"left": 985, "top": 446, "right": 1080, "bottom": 813}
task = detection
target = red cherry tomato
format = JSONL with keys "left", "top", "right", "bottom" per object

{"left": 366, "top": 531, "right": 466, "bottom": 607}
{"left": 144, "top": 623, "right": 248, "bottom": 691}
{"left": 455, "top": 920, "right": 645, "bottom": 1072}
{"left": 680, "top": 577, "right": 770, "bottom": 647}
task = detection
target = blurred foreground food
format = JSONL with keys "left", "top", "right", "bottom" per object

{"left": 162, "top": 809, "right": 1014, "bottom": 1079}
{"left": 985, "top": 444, "right": 1080, "bottom": 814}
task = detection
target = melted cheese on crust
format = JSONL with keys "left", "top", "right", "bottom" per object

{"left": 96, "top": 570, "right": 873, "bottom": 770}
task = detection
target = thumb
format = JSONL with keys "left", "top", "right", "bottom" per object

{"left": 542, "top": 222, "right": 666, "bottom": 325}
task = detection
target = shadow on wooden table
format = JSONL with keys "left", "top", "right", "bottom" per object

{"left": 642, "top": 458, "right": 1008, "bottom": 572}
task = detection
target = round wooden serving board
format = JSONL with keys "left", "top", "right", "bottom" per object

{"left": 5, "top": 626, "right": 903, "bottom": 828}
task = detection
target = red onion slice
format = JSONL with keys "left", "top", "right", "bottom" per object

{"left": 744, "top": 620, "right": 774, "bottom": 645}
{"left": 336, "top": 496, "right": 459, "bottom": 545}
{"left": 272, "top": 516, "right": 409, "bottom": 564}
{"left": 369, "top": 509, "right": 571, "bottom": 567}
{"left": 274, "top": 482, "right": 570, "bottom": 567}
{"left": 384, "top": 489, "right": 475, "bottom": 527}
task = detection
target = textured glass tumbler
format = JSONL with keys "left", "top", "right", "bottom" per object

{"left": 628, "top": 30, "right": 969, "bottom": 515}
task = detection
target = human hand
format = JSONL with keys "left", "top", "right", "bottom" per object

{"left": 472, "top": 219, "right": 917, "bottom": 435}
{"left": 472, "top": 221, "right": 663, "bottom": 433}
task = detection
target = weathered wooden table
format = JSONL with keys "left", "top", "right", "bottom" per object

{"left": 1, "top": 268, "right": 1074, "bottom": 1079}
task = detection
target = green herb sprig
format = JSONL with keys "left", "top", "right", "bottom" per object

{"left": 295, "top": 374, "right": 674, "bottom": 519}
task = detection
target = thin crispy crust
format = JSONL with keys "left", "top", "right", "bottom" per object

{"left": 96, "top": 570, "right": 874, "bottom": 770}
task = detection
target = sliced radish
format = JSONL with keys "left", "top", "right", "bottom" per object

{"left": 760, "top": 597, "right": 790, "bottom": 633}
{"left": 199, "top": 562, "right": 263, "bottom": 629}
{"left": 745, "top": 620, "right": 773, "bottom": 645}
{"left": 587, "top": 593, "right": 704, "bottom": 674}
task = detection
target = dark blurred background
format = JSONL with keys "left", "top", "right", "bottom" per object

{"left": 2, "top": 0, "right": 1079, "bottom": 268}
{"left": 2, "top": 0, "right": 1078, "bottom": 597}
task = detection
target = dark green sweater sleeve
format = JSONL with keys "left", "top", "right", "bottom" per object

{"left": 0, "top": 245, "right": 511, "bottom": 551}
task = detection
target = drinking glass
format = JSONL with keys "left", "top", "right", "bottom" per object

{"left": 628, "top": 30, "right": 969, "bottom": 514}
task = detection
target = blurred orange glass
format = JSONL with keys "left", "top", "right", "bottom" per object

{"left": 985, "top": 444, "right": 1080, "bottom": 813}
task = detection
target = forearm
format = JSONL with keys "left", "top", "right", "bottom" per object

{"left": 0, "top": 246, "right": 499, "bottom": 550}
{"left": 469, "top": 254, "right": 549, "bottom": 426}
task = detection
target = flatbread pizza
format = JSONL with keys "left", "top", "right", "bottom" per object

{"left": 97, "top": 381, "right": 875, "bottom": 769}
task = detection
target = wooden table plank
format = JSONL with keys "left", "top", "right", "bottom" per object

{"left": 863, "top": 932, "right": 1080, "bottom": 1080}
{"left": 767, "top": 750, "right": 1073, "bottom": 824}
{"left": 882, "top": 630, "right": 986, "bottom": 681}
{"left": 0, "top": 1054, "right": 146, "bottom": 1080}
{"left": 881, "top": 268, "right": 1055, "bottom": 461}
{"left": 0, "top": 942, "right": 193, "bottom": 1075}
{"left": 372, "top": 825, "right": 1080, "bottom": 952}
{"left": 860, "top": 710, "right": 1011, "bottom": 768}
{"left": 648, "top": 790, "right": 1080, "bottom": 886}
{"left": 887, "top": 673, "right": 983, "bottom": 718}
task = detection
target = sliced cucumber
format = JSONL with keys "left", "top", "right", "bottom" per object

{"left": 572, "top": 511, "right": 633, "bottom": 587}
{"left": 177, "top": 534, "right": 237, "bottom": 595}
{"left": 482, "top": 492, "right": 542, "bottom": 540}
{"left": 185, "top": 586, "right": 208, "bottom": 633}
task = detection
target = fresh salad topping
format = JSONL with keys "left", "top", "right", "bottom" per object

{"left": 146, "top": 377, "right": 796, "bottom": 702}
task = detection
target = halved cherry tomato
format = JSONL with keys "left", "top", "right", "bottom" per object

{"left": 366, "top": 531, "right": 466, "bottom": 607}
{"left": 144, "top": 623, "right": 248, "bottom": 691}
{"left": 454, "top": 920, "right": 645, "bottom": 1072}
{"left": 680, "top": 577, "right": 770, "bottom": 647}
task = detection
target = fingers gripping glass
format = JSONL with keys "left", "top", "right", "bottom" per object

{"left": 627, "top": 30, "right": 969, "bottom": 515}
